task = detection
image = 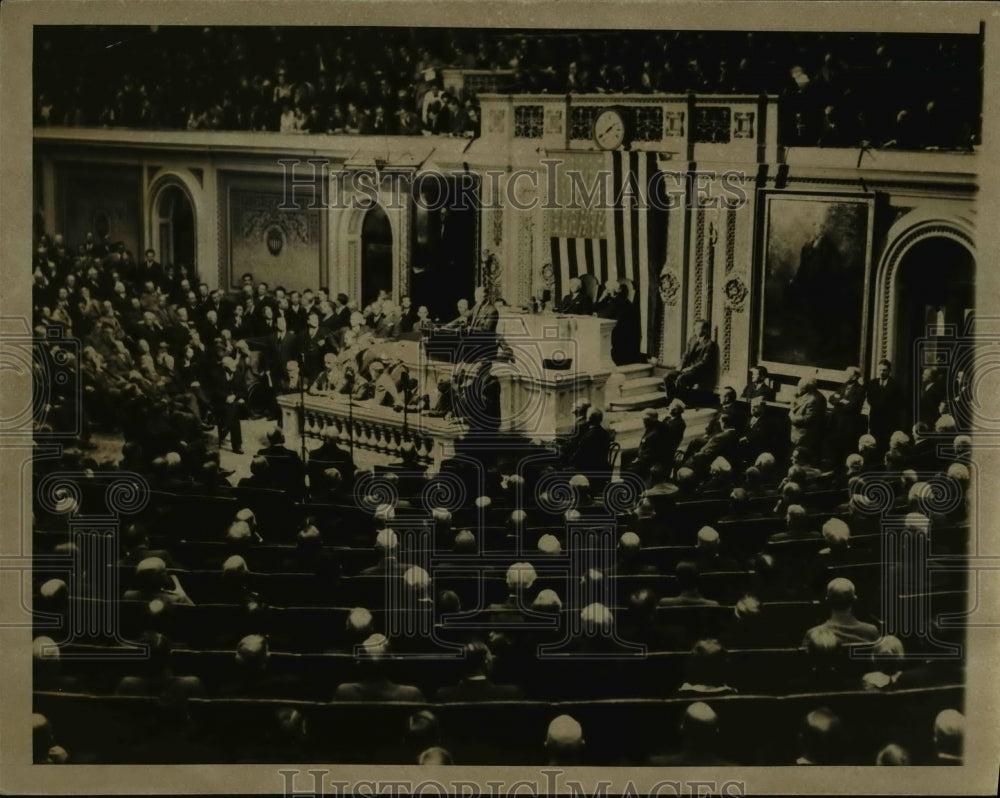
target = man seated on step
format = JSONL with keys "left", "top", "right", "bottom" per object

{"left": 627, "top": 409, "right": 672, "bottom": 480}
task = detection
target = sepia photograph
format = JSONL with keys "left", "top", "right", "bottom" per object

{"left": 0, "top": 1, "right": 998, "bottom": 794}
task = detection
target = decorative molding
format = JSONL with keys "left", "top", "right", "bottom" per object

{"left": 733, "top": 111, "right": 755, "bottom": 139}
{"left": 658, "top": 269, "right": 681, "bottom": 306}
{"left": 723, "top": 306, "right": 734, "bottom": 372}
{"left": 723, "top": 273, "right": 749, "bottom": 312}
{"left": 664, "top": 111, "right": 685, "bottom": 137}
{"left": 785, "top": 175, "right": 976, "bottom": 193}
{"left": 545, "top": 108, "right": 564, "bottom": 136}
{"left": 517, "top": 211, "right": 534, "bottom": 306}
{"left": 693, "top": 207, "right": 706, "bottom": 319}
{"left": 725, "top": 203, "right": 737, "bottom": 274}
{"left": 481, "top": 250, "right": 503, "bottom": 300}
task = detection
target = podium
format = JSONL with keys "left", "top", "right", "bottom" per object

{"left": 279, "top": 311, "right": 622, "bottom": 464}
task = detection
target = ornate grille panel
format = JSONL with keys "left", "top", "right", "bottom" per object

{"left": 633, "top": 106, "right": 665, "bottom": 142}
{"left": 693, "top": 106, "right": 732, "bottom": 143}
{"left": 570, "top": 106, "right": 602, "bottom": 140}
{"left": 513, "top": 105, "right": 544, "bottom": 139}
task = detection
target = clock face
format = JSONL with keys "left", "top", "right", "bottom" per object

{"left": 594, "top": 109, "right": 627, "bottom": 150}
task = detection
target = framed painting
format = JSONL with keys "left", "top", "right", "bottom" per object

{"left": 757, "top": 190, "right": 876, "bottom": 379}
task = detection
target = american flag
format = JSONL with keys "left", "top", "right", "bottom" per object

{"left": 549, "top": 150, "right": 667, "bottom": 353}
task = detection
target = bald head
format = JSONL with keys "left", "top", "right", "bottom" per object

{"left": 418, "top": 746, "right": 453, "bottom": 765}
{"left": 681, "top": 701, "right": 719, "bottom": 751}
{"left": 537, "top": 534, "right": 562, "bottom": 555}
{"left": 876, "top": 743, "right": 911, "bottom": 766}
{"left": 453, "top": 529, "right": 477, "bottom": 554}
{"left": 38, "top": 578, "right": 68, "bottom": 606}
{"left": 375, "top": 528, "right": 399, "bottom": 556}
{"left": 346, "top": 607, "right": 374, "bottom": 638}
{"left": 532, "top": 589, "right": 563, "bottom": 613}
{"left": 821, "top": 518, "right": 850, "bottom": 548}
{"left": 545, "top": 714, "right": 584, "bottom": 764}
{"left": 826, "top": 577, "right": 857, "bottom": 610}
{"left": 800, "top": 708, "right": 845, "bottom": 764}
{"left": 33, "top": 636, "right": 59, "bottom": 663}
{"left": 222, "top": 554, "right": 248, "bottom": 575}
{"left": 619, "top": 531, "right": 641, "bottom": 555}
{"left": 696, "top": 526, "right": 720, "bottom": 551}
{"left": 506, "top": 562, "right": 537, "bottom": 592}
{"left": 403, "top": 566, "right": 431, "bottom": 596}
{"left": 933, "top": 709, "right": 964, "bottom": 758}
{"left": 235, "top": 634, "right": 268, "bottom": 669}
{"left": 580, "top": 602, "right": 613, "bottom": 635}
{"left": 359, "top": 633, "right": 390, "bottom": 661}
{"left": 785, "top": 503, "right": 808, "bottom": 531}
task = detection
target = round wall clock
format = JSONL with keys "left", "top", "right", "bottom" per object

{"left": 593, "top": 107, "right": 630, "bottom": 150}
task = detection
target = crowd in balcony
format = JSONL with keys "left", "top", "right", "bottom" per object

{"left": 34, "top": 27, "right": 981, "bottom": 149}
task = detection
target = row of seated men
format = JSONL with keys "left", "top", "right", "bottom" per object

{"left": 33, "top": 686, "right": 965, "bottom": 766}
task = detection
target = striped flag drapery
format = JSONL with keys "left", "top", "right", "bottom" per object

{"left": 549, "top": 150, "right": 667, "bottom": 353}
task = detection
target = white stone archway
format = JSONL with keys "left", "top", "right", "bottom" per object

{"left": 331, "top": 182, "right": 408, "bottom": 304}
{"left": 145, "top": 170, "right": 202, "bottom": 273}
{"left": 872, "top": 209, "right": 975, "bottom": 368}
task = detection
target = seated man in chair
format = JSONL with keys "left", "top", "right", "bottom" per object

{"left": 664, "top": 320, "right": 719, "bottom": 405}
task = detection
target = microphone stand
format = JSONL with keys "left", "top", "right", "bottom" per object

{"left": 298, "top": 350, "right": 307, "bottom": 504}
{"left": 347, "top": 374, "right": 355, "bottom": 463}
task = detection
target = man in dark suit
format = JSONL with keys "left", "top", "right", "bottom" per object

{"left": 398, "top": 295, "right": 420, "bottom": 334}
{"left": 263, "top": 315, "right": 299, "bottom": 388}
{"left": 210, "top": 356, "right": 246, "bottom": 453}
{"left": 359, "top": 529, "right": 406, "bottom": 576}
{"left": 628, "top": 409, "right": 671, "bottom": 479}
{"left": 307, "top": 427, "right": 357, "bottom": 491}
{"left": 706, "top": 386, "right": 746, "bottom": 436}
{"left": 300, "top": 311, "right": 336, "bottom": 382}
{"left": 740, "top": 397, "right": 789, "bottom": 464}
{"left": 138, "top": 248, "right": 163, "bottom": 287}
{"left": 433, "top": 641, "right": 524, "bottom": 701}
{"left": 462, "top": 360, "right": 501, "bottom": 437}
{"left": 219, "top": 635, "right": 308, "bottom": 699}
{"left": 558, "top": 277, "right": 593, "bottom": 315}
{"left": 742, "top": 364, "right": 776, "bottom": 402}
{"left": 646, "top": 702, "right": 737, "bottom": 766}
{"left": 789, "top": 376, "right": 828, "bottom": 463}
{"left": 664, "top": 320, "right": 719, "bottom": 402}
{"left": 255, "top": 426, "right": 304, "bottom": 496}
{"left": 662, "top": 399, "right": 687, "bottom": 461}
{"left": 767, "top": 504, "right": 821, "bottom": 544}
{"left": 827, "top": 366, "right": 866, "bottom": 465}
{"left": 333, "top": 634, "right": 426, "bottom": 701}
{"left": 803, "top": 578, "right": 880, "bottom": 645}
{"left": 285, "top": 291, "right": 308, "bottom": 333}
{"left": 567, "top": 407, "right": 613, "bottom": 476}
{"left": 332, "top": 294, "right": 353, "bottom": 333}
{"left": 866, "top": 359, "right": 903, "bottom": 453}
{"left": 467, "top": 286, "right": 500, "bottom": 334}
{"left": 918, "top": 366, "right": 947, "bottom": 428}
{"left": 686, "top": 412, "right": 740, "bottom": 474}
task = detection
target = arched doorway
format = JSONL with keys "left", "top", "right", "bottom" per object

{"left": 893, "top": 236, "right": 975, "bottom": 422}
{"left": 411, "top": 177, "right": 478, "bottom": 321}
{"left": 156, "top": 184, "right": 195, "bottom": 271}
{"left": 361, "top": 205, "right": 393, "bottom": 307}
